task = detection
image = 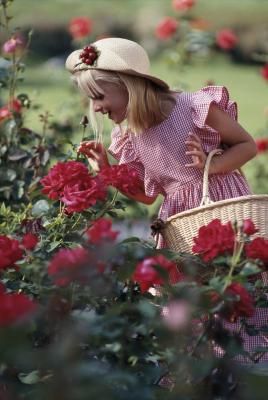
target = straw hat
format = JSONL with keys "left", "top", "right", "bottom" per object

{"left": 72, "top": 37, "right": 169, "bottom": 90}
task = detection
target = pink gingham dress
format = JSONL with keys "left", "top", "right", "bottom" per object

{"left": 109, "top": 85, "right": 268, "bottom": 364}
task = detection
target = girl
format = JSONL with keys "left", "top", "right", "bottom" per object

{"left": 66, "top": 37, "right": 266, "bottom": 365}
{"left": 65, "top": 37, "right": 256, "bottom": 245}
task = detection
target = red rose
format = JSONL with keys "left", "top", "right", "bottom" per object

{"left": 99, "top": 164, "right": 141, "bottom": 195}
{"left": 216, "top": 29, "right": 238, "bottom": 50}
{"left": 48, "top": 247, "right": 91, "bottom": 287}
{"left": 0, "top": 291, "right": 37, "bottom": 326}
{"left": 242, "top": 219, "right": 258, "bottom": 236}
{"left": 0, "top": 98, "right": 22, "bottom": 122}
{"left": 155, "top": 17, "right": 179, "bottom": 40}
{"left": 172, "top": 0, "right": 195, "bottom": 11}
{"left": 21, "top": 233, "right": 39, "bottom": 251}
{"left": 223, "top": 283, "right": 255, "bottom": 322}
{"left": 245, "top": 237, "right": 268, "bottom": 267}
{"left": 61, "top": 177, "right": 106, "bottom": 213}
{"left": 86, "top": 218, "right": 119, "bottom": 245}
{"left": 256, "top": 138, "right": 268, "bottom": 153}
{"left": 132, "top": 255, "right": 182, "bottom": 293}
{"left": 192, "top": 219, "right": 235, "bottom": 262}
{"left": 261, "top": 64, "right": 268, "bottom": 81}
{"left": 68, "top": 17, "right": 92, "bottom": 40}
{"left": 0, "top": 235, "right": 24, "bottom": 271}
{"left": 41, "top": 161, "right": 91, "bottom": 200}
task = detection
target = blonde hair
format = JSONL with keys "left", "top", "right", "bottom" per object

{"left": 65, "top": 50, "right": 176, "bottom": 140}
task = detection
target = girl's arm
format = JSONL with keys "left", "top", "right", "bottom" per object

{"left": 205, "top": 103, "right": 257, "bottom": 174}
{"left": 78, "top": 141, "right": 157, "bottom": 205}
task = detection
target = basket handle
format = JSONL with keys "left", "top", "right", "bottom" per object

{"left": 199, "top": 148, "right": 223, "bottom": 206}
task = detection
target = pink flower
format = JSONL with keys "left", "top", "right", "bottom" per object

{"left": 0, "top": 291, "right": 37, "bottom": 326}
{"left": 0, "top": 98, "right": 22, "bottom": 123}
{"left": 132, "top": 255, "right": 182, "bottom": 293}
{"left": 261, "top": 64, "right": 268, "bottom": 81}
{"left": 255, "top": 138, "right": 268, "bottom": 153}
{"left": 68, "top": 17, "right": 92, "bottom": 40}
{"left": 245, "top": 237, "right": 268, "bottom": 267}
{"left": 242, "top": 219, "right": 258, "bottom": 236}
{"left": 162, "top": 300, "right": 191, "bottom": 330}
{"left": 2, "top": 36, "right": 24, "bottom": 54}
{"left": 172, "top": 0, "right": 196, "bottom": 11}
{"left": 21, "top": 233, "right": 39, "bottom": 251}
{"left": 192, "top": 219, "right": 235, "bottom": 262}
{"left": 86, "top": 218, "right": 119, "bottom": 245}
{"left": 155, "top": 17, "right": 179, "bottom": 40}
{"left": 48, "top": 247, "right": 91, "bottom": 287}
{"left": 216, "top": 29, "right": 238, "bottom": 50}
{"left": 0, "top": 235, "right": 24, "bottom": 271}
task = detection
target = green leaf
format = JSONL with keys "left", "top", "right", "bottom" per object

{"left": 120, "top": 236, "right": 141, "bottom": 244}
{"left": 32, "top": 200, "right": 50, "bottom": 217}
{"left": 0, "top": 167, "right": 17, "bottom": 182}
{"left": 47, "top": 241, "right": 62, "bottom": 252}
{"left": 239, "top": 262, "right": 261, "bottom": 277}
{"left": 18, "top": 370, "right": 40, "bottom": 385}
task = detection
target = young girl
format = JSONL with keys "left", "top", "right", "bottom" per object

{"left": 65, "top": 37, "right": 256, "bottom": 247}
{"left": 65, "top": 38, "right": 266, "bottom": 364}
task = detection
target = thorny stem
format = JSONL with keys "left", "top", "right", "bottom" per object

{"left": 222, "top": 239, "right": 245, "bottom": 292}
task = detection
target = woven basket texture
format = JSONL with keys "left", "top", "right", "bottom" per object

{"left": 163, "top": 194, "right": 268, "bottom": 254}
{"left": 162, "top": 149, "right": 268, "bottom": 254}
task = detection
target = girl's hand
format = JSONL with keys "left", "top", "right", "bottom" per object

{"left": 185, "top": 133, "right": 207, "bottom": 169}
{"left": 77, "top": 141, "right": 110, "bottom": 172}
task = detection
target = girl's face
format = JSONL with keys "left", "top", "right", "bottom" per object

{"left": 91, "top": 80, "right": 129, "bottom": 124}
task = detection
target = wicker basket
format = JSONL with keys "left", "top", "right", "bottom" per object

{"left": 162, "top": 149, "right": 268, "bottom": 254}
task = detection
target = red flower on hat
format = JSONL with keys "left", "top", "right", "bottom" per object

{"left": 68, "top": 17, "right": 92, "bottom": 40}
{"left": 216, "top": 29, "right": 238, "bottom": 50}
{"left": 172, "top": 0, "right": 196, "bottom": 11}
{"left": 261, "top": 64, "right": 268, "bottom": 81}
{"left": 255, "top": 138, "right": 268, "bottom": 153}
{"left": 79, "top": 45, "right": 99, "bottom": 66}
{"left": 192, "top": 219, "right": 235, "bottom": 262}
{"left": 155, "top": 17, "right": 179, "bottom": 40}
{"left": 86, "top": 218, "right": 119, "bottom": 245}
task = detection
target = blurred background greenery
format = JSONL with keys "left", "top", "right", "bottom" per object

{"left": 2, "top": 0, "right": 268, "bottom": 219}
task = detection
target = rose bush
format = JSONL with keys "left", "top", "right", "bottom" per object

{"left": 1, "top": 1, "right": 268, "bottom": 399}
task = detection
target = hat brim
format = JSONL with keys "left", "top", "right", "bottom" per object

{"left": 79, "top": 66, "right": 169, "bottom": 90}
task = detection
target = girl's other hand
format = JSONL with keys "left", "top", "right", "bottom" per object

{"left": 77, "top": 141, "right": 110, "bottom": 172}
{"left": 185, "top": 133, "right": 207, "bottom": 169}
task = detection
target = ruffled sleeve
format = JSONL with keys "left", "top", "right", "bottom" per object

{"left": 191, "top": 86, "right": 237, "bottom": 129}
{"left": 108, "top": 127, "right": 161, "bottom": 197}
{"left": 108, "top": 126, "right": 145, "bottom": 182}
